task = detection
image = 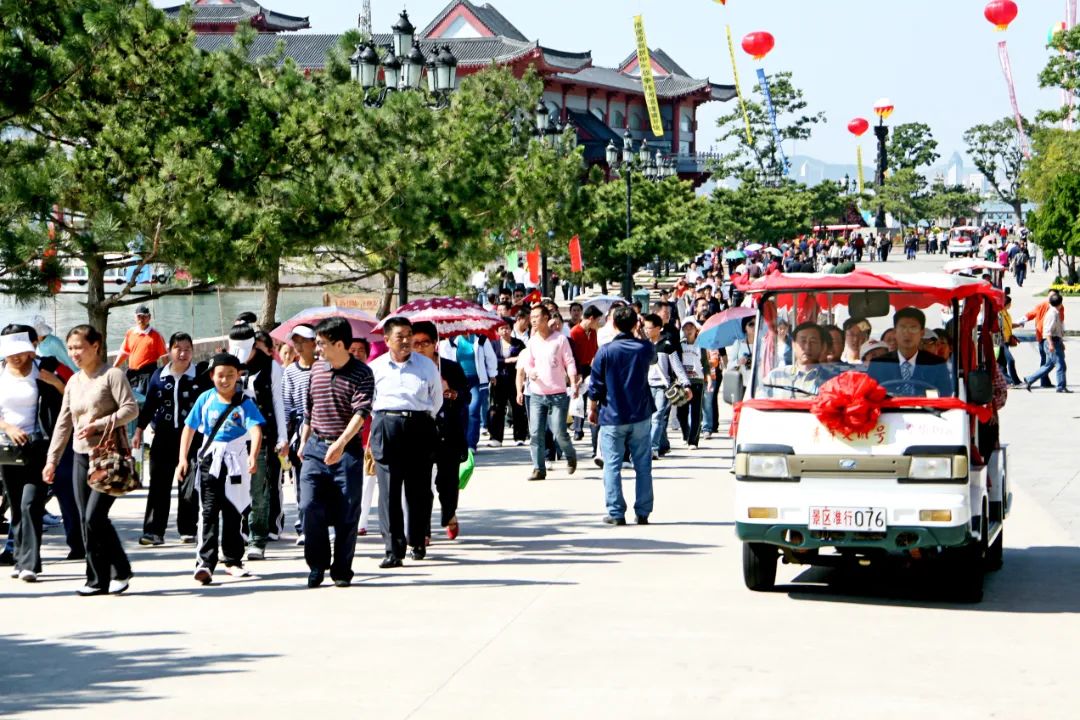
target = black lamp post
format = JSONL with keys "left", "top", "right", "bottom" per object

{"left": 606, "top": 132, "right": 675, "bottom": 300}
{"left": 525, "top": 102, "right": 578, "bottom": 298}
{"left": 872, "top": 98, "right": 893, "bottom": 231}
{"left": 349, "top": 10, "right": 459, "bottom": 306}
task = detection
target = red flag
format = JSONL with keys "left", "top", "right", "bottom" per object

{"left": 526, "top": 245, "right": 540, "bottom": 284}
{"left": 568, "top": 234, "right": 583, "bottom": 273}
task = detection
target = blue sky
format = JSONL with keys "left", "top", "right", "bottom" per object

{"left": 160, "top": 0, "right": 1071, "bottom": 165}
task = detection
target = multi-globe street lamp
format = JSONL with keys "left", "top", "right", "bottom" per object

{"left": 605, "top": 131, "right": 677, "bottom": 300}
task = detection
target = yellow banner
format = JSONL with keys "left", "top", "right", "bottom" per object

{"left": 726, "top": 25, "right": 753, "bottom": 146}
{"left": 856, "top": 145, "right": 864, "bottom": 195}
{"left": 633, "top": 15, "right": 664, "bottom": 138}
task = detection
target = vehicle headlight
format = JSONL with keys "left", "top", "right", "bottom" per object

{"left": 747, "top": 454, "right": 790, "bottom": 479}
{"left": 908, "top": 456, "right": 952, "bottom": 480}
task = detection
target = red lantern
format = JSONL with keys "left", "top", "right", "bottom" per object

{"left": 848, "top": 118, "right": 870, "bottom": 137}
{"left": 984, "top": 0, "right": 1018, "bottom": 31}
{"left": 741, "top": 31, "right": 775, "bottom": 60}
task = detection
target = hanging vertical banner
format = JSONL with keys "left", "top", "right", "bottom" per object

{"left": 526, "top": 245, "right": 540, "bottom": 284}
{"left": 856, "top": 145, "right": 865, "bottom": 195}
{"left": 1068, "top": 0, "right": 1078, "bottom": 130}
{"left": 997, "top": 41, "right": 1032, "bottom": 159}
{"left": 568, "top": 235, "right": 583, "bottom": 273}
{"left": 726, "top": 25, "right": 753, "bottom": 146}
{"left": 633, "top": 15, "right": 664, "bottom": 138}
{"left": 506, "top": 250, "right": 519, "bottom": 270}
{"left": 755, "top": 68, "right": 789, "bottom": 175}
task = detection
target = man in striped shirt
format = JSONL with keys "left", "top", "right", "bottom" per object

{"left": 281, "top": 324, "right": 316, "bottom": 543}
{"left": 297, "top": 317, "right": 374, "bottom": 588}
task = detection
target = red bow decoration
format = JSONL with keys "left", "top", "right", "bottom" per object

{"left": 810, "top": 371, "right": 888, "bottom": 439}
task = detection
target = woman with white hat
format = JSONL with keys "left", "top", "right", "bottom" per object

{"left": 0, "top": 324, "right": 64, "bottom": 582}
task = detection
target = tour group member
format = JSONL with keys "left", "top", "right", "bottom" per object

{"left": 297, "top": 317, "right": 374, "bottom": 587}
{"left": 588, "top": 306, "right": 656, "bottom": 526}
{"left": 868, "top": 308, "right": 952, "bottom": 397}
{"left": 113, "top": 305, "right": 167, "bottom": 396}
{"left": 44, "top": 325, "right": 139, "bottom": 596}
{"left": 368, "top": 317, "right": 442, "bottom": 567}
{"left": 176, "top": 353, "right": 264, "bottom": 584}
{"left": 281, "top": 324, "right": 317, "bottom": 543}
{"left": 0, "top": 326, "right": 63, "bottom": 582}
{"left": 134, "top": 332, "right": 210, "bottom": 546}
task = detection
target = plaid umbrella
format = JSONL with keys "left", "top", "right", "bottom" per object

{"left": 270, "top": 306, "right": 380, "bottom": 344}
{"left": 375, "top": 297, "right": 504, "bottom": 340}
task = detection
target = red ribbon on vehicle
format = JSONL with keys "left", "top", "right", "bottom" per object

{"left": 729, "top": 371, "right": 992, "bottom": 440}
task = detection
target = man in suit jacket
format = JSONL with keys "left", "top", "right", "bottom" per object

{"left": 869, "top": 307, "right": 953, "bottom": 397}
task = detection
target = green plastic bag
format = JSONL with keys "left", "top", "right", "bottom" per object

{"left": 458, "top": 449, "right": 475, "bottom": 490}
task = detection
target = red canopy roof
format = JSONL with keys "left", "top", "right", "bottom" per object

{"left": 736, "top": 269, "right": 1004, "bottom": 312}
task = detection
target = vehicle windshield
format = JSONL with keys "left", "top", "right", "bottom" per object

{"left": 749, "top": 290, "right": 958, "bottom": 400}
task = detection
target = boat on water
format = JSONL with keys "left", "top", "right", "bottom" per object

{"left": 59, "top": 255, "right": 196, "bottom": 294}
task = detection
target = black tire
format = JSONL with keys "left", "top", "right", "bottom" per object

{"left": 742, "top": 542, "right": 778, "bottom": 592}
{"left": 946, "top": 516, "right": 987, "bottom": 603}
{"left": 987, "top": 525, "right": 1004, "bottom": 572}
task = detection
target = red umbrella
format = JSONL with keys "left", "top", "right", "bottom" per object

{"left": 270, "top": 306, "right": 380, "bottom": 345}
{"left": 375, "top": 297, "right": 504, "bottom": 340}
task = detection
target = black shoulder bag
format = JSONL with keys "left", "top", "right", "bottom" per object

{"left": 180, "top": 397, "right": 241, "bottom": 503}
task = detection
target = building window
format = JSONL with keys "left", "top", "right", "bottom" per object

{"left": 612, "top": 110, "right": 625, "bottom": 128}
{"left": 592, "top": 107, "right": 604, "bottom": 121}
{"left": 630, "top": 112, "right": 643, "bottom": 130}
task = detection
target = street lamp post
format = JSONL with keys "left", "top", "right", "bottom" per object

{"left": 349, "top": 10, "right": 459, "bottom": 305}
{"left": 872, "top": 98, "right": 894, "bottom": 232}
{"left": 606, "top": 132, "right": 675, "bottom": 300}
{"left": 525, "top": 102, "right": 577, "bottom": 298}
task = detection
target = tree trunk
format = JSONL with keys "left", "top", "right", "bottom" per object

{"left": 377, "top": 270, "right": 396, "bottom": 319}
{"left": 259, "top": 264, "right": 281, "bottom": 330}
{"left": 599, "top": 278, "right": 608, "bottom": 295}
{"left": 83, "top": 253, "right": 109, "bottom": 357}
{"left": 1012, "top": 199, "right": 1024, "bottom": 225}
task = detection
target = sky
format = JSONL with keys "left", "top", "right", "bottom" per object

{"left": 159, "top": 0, "right": 1072, "bottom": 167}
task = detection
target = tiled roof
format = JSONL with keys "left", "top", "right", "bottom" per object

{"left": 194, "top": 33, "right": 339, "bottom": 69}
{"left": 162, "top": 1, "right": 309, "bottom": 31}
{"left": 370, "top": 35, "right": 590, "bottom": 72}
{"left": 554, "top": 66, "right": 734, "bottom": 101}
{"left": 420, "top": 0, "right": 528, "bottom": 42}
{"left": 618, "top": 48, "right": 689, "bottom": 77}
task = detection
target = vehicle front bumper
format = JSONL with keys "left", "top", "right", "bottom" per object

{"left": 735, "top": 521, "right": 972, "bottom": 552}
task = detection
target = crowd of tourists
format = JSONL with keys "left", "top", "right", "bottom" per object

{"left": 0, "top": 225, "right": 1068, "bottom": 593}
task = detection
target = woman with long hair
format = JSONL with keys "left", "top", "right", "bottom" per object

{"left": 43, "top": 325, "right": 139, "bottom": 595}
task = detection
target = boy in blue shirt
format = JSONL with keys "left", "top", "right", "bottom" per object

{"left": 175, "top": 354, "right": 265, "bottom": 584}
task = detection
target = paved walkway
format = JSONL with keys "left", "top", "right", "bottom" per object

{"left": 1, "top": 253, "right": 1078, "bottom": 719}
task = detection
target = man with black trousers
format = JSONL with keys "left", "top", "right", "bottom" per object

{"left": 410, "top": 322, "right": 469, "bottom": 544}
{"left": 296, "top": 317, "right": 374, "bottom": 588}
{"left": 368, "top": 317, "right": 443, "bottom": 567}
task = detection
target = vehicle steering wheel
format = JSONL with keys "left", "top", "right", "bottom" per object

{"left": 878, "top": 378, "right": 938, "bottom": 397}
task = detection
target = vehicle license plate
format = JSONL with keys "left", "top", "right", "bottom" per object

{"left": 808, "top": 506, "right": 887, "bottom": 532}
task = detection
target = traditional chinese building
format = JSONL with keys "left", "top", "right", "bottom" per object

{"left": 165, "top": 0, "right": 735, "bottom": 184}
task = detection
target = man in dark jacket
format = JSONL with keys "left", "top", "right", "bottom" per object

{"left": 869, "top": 308, "right": 953, "bottom": 398}
{"left": 588, "top": 307, "right": 657, "bottom": 525}
{"left": 410, "top": 322, "right": 469, "bottom": 546}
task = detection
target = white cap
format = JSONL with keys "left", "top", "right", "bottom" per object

{"left": 0, "top": 332, "right": 36, "bottom": 359}
{"left": 227, "top": 338, "right": 255, "bottom": 361}
{"left": 922, "top": 327, "right": 937, "bottom": 341}
{"left": 290, "top": 325, "right": 316, "bottom": 340}
{"left": 681, "top": 317, "right": 701, "bottom": 330}
{"left": 860, "top": 340, "right": 888, "bottom": 359}
{"left": 30, "top": 315, "right": 52, "bottom": 337}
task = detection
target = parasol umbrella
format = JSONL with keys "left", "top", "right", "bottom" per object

{"left": 744, "top": 243, "right": 764, "bottom": 252}
{"left": 724, "top": 250, "right": 746, "bottom": 261}
{"left": 271, "top": 306, "right": 379, "bottom": 345}
{"left": 582, "top": 295, "right": 629, "bottom": 314}
{"left": 763, "top": 247, "right": 783, "bottom": 257}
{"left": 375, "top": 296, "right": 503, "bottom": 340}
{"left": 697, "top": 306, "right": 756, "bottom": 350}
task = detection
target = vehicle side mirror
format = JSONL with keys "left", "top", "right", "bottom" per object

{"left": 722, "top": 369, "right": 744, "bottom": 405}
{"left": 967, "top": 370, "right": 992, "bottom": 405}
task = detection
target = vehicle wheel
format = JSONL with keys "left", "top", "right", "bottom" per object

{"left": 742, "top": 542, "right": 778, "bottom": 592}
{"left": 987, "top": 525, "right": 1004, "bottom": 572}
{"left": 945, "top": 517, "right": 987, "bottom": 602}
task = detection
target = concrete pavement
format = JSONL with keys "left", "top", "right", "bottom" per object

{"left": 2, "top": 252, "right": 1079, "bottom": 719}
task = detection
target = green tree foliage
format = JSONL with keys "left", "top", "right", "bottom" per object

{"left": 1038, "top": 24, "right": 1080, "bottom": 124}
{"left": 878, "top": 168, "right": 929, "bottom": 231}
{"left": 924, "top": 181, "right": 981, "bottom": 227}
{"left": 887, "top": 122, "right": 940, "bottom": 171}
{"left": 712, "top": 71, "right": 826, "bottom": 180}
{"left": 1028, "top": 172, "right": 1080, "bottom": 283}
{"left": 710, "top": 177, "right": 813, "bottom": 246}
{"left": 963, "top": 117, "right": 1029, "bottom": 221}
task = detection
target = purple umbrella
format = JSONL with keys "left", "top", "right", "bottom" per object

{"left": 697, "top": 307, "right": 756, "bottom": 350}
{"left": 270, "top": 306, "right": 380, "bottom": 344}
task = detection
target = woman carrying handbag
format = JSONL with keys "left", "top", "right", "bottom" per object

{"left": 43, "top": 325, "right": 139, "bottom": 596}
{"left": 0, "top": 325, "right": 64, "bottom": 582}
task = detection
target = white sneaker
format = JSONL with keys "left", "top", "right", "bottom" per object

{"left": 247, "top": 547, "right": 265, "bottom": 560}
{"left": 10, "top": 568, "right": 19, "bottom": 579}
{"left": 515, "top": 440, "right": 526, "bottom": 446}
{"left": 194, "top": 566, "right": 212, "bottom": 585}
{"left": 295, "top": 534, "right": 305, "bottom": 546}
{"left": 225, "top": 565, "right": 250, "bottom": 578}
{"left": 487, "top": 439, "right": 502, "bottom": 447}
{"left": 108, "top": 577, "right": 130, "bottom": 594}
{"left": 18, "top": 569, "right": 37, "bottom": 582}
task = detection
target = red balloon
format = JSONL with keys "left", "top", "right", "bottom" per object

{"left": 741, "top": 31, "right": 775, "bottom": 60}
{"left": 984, "top": 0, "right": 1018, "bottom": 31}
{"left": 848, "top": 118, "right": 870, "bottom": 137}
